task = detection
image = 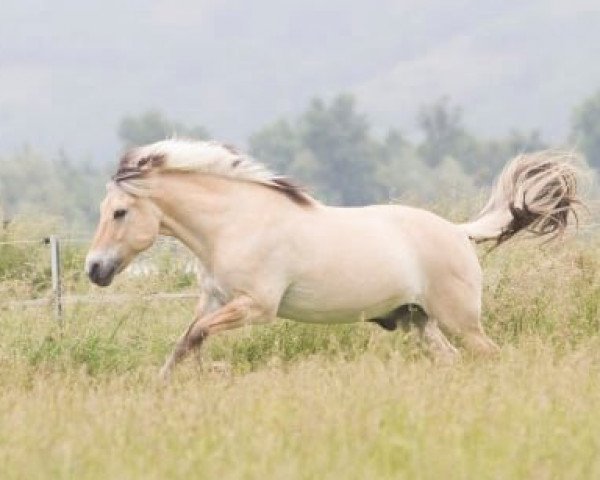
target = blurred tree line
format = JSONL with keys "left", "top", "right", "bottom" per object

{"left": 249, "top": 95, "right": 548, "bottom": 205}
{"left": 0, "top": 111, "right": 209, "bottom": 228}
{"left": 1, "top": 93, "right": 599, "bottom": 227}
{"left": 0, "top": 148, "right": 108, "bottom": 228}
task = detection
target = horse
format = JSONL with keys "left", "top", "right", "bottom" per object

{"left": 85, "top": 139, "right": 581, "bottom": 380}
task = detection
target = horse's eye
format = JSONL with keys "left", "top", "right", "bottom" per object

{"left": 113, "top": 209, "right": 128, "bottom": 220}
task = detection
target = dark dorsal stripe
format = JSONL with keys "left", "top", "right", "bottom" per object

{"left": 268, "top": 178, "right": 313, "bottom": 206}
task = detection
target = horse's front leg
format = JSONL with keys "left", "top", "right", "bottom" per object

{"left": 159, "top": 295, "right": 273, "bottom": 381}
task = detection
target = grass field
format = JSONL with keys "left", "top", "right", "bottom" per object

{"left": 1, "top": 225, "right": 599, "bottom": 479}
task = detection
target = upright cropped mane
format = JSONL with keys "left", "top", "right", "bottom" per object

{"left": 113, "top": 139, "right": 313, "bottom": 206}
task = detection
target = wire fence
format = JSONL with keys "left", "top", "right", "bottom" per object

{"left": 0, "top": 235, "right": 200, "bottom": 323}
{"left": 2, "top": 222, "right": 599, "bottom": 324}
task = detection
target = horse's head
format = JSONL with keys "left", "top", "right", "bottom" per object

{"left": 85, "top": 183, "right": 161, "bottom": 286}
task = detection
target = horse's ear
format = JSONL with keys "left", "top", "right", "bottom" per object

{"left": 113, "top": 151, "right": 166, "bottom": 182}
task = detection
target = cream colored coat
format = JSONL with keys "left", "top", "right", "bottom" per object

{"left": 85, "top": 141, "right": 580, "bottom": 379}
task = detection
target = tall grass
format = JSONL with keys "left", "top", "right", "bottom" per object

{"left": 0, "top": 219, "right": 599, "bottom": 479}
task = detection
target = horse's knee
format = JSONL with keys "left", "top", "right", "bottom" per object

{"left": 186, "top": 324, "right": 209, "bottom": 349}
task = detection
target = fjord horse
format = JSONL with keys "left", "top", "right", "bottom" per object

{"left": 85, "top": 140, "right": 580, "bottom": 379}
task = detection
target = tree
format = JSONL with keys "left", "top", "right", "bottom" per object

{"left": 248, "top": 119, "right": 300, "bottom": 174}
{"left": 0, "top": 148, "right": 105, "bottom": 227}
{"left": 468, "top": 129, "right": 548, "bottom": 184}
{"left": 417, "top": 97, "right": 474, "bottom": 168}
{"left": 416, "top": 98, "right": 550, "bottom": 184}
{"left": 571, "top": 91, "right": 600, "bottom": 169}
{"left": 118, "top": 110, "right": 209, "bottom": 148}
{"left": 297, "top": 95, "right": 382, "bottom": 205}
{"left": 376, "top": 134, "right": 428, "bottom": 202}
{"left": 249, "top": 95, "right": 383, "bottom": 205}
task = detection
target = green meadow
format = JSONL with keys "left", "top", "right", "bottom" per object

{"left": 0, "top": 220, "right": 599, "bottom": 479}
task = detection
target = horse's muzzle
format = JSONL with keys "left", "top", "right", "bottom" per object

{"left": 86, "top": 256, "right": 121, "bottom": 287}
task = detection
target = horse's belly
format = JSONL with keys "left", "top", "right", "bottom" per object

{"left": 277, "top": 295, "right": 410, "bottom": 324}
{"left": 277, "top": 258, "right": 423, "bottom": 324}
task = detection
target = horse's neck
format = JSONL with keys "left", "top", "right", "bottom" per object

{"left": 153, "top": 173, "right": 278, "bottom": 267}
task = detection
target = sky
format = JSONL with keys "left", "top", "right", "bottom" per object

{"left": 2, "top": 0, "right": 600, "bottom": 162}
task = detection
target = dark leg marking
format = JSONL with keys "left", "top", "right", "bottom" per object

{"left": 368, "top": 304, "right": 427, "bottom": 332}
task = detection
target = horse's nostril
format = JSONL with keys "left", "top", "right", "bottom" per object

{"left": 89, "top": 261, "right": 100, "bottom": 280}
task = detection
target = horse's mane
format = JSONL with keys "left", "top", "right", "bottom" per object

{"left": 113, "top": 139, "right": 313, "bottom": 206}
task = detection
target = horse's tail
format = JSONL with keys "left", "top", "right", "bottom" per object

{"left": 460, "top": 151, "right": 582, "bottom": 246}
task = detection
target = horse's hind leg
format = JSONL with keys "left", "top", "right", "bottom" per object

{"left": 460, "top": 323, "right": 499, "bottom": 356}
{"left": 429, "top": 285, "right": 499, "bottom": 357}
{"left": 403, "top": 307, "right": 460, "bottom": 363}
{"left": 417, "top": 318, "right": 460, "bottom": 364}
{"left": 451, "top": 307, "right": 499, "bottom": 356}
{"left": 369, "top": 305, "right": 459, "bottom": 363}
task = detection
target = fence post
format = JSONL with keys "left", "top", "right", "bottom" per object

{"left": 49, "top": 235, "right": 63, "bottom": 325}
